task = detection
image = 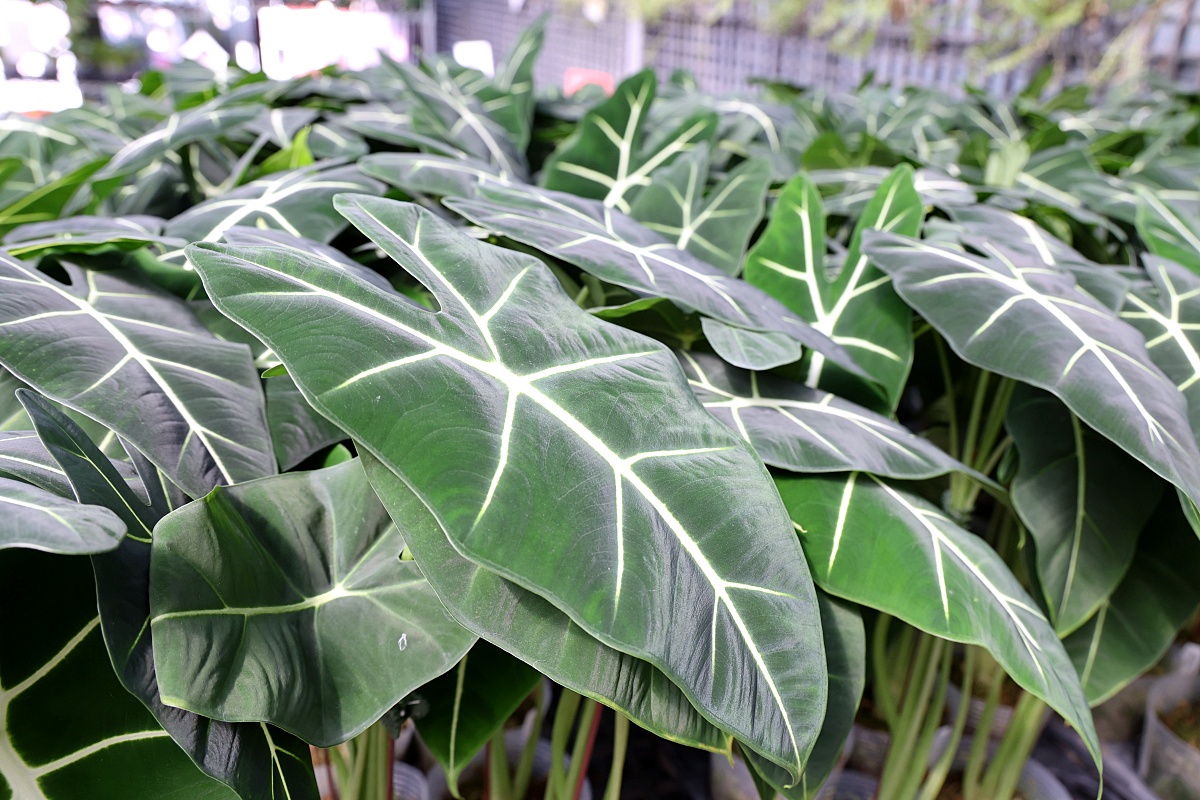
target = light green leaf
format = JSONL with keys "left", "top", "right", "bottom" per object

{"left": 98, "top": 102, "right": 265, "bottom": 179}
{"left": 679, "top": 351, "right": 975, "bottom": 479}
{"left": 445, "top": 184, "right": 870, "bottom": 380}
{"left": 865, "top": 231, "right": 1200, "bottom": 510}
{"left": 361, "top": 450, "right": 733, "bottom": 756}
{"left": 3, "top": 215, "right": 183, "bottom": 259}
{"left": 745, "top": 166, "right": 923, "bottom": 408}
{"left": 776, "top": 473, "right": 1101, "bottom": 770}
{"left": 1064, "top": 490, "right": 1200, "bottom": 705}
{"left": 630, "top": 144, "right": 770, "bottom": 275}
{"left": 0, "top": 549, "right": 239, "bottom": 800}
{"left": 150, "top": 459, "right": 474, "bottom": 746}
{"left": 361, "top": 152, "right": 510, "bottom": 199}
{"left": 1135, "top": 186, "right": 1200, "bottom": 273}
{"left": 188, "top": 195, "right": 827, "bottom": 779}
{"left": 542, "top": 70, "right": 717, "bottom": 212}
{"left": 1008, "top": 386, "right": 1163, "bottom": 634}
{"left": 0, "top": 256, "right": 274, "bottom": 499}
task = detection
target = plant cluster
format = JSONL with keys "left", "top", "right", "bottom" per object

{"left": 3, "top": 20, "right": 1200, "bottom": 800}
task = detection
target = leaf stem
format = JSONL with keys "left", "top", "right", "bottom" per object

{"left": 512, "top": 680, "right": 547, "bottom": 799}
{"left": 546, "top": 689, "right": 582, "bottom": 799}
{"left": 919, "top": 646, "right": 977, "bottom": 800}
{"left": 603, "top": 713, "right": 630, "bottom": 800}
{"left": 564, "top": 700, "right": 600, "bottom": 800}
{"left": 934, "top": 336, "right": 960, "bottom": 461}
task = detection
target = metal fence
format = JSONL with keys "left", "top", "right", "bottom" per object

{"left": 435, "top": 0, "right": 1200, "bottom": 96}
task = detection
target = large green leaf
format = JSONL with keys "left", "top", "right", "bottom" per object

{"left": 542, "top": 70, "right": 717, "bottom": 212}
{"left": 189, "top": 195, "right": 827, "bottom": 779}
{"left": 3, "top": 215, "right": 183, "bottom": 259}
{"left": 864, "top": 232, "right": 1200, "bottom": 510}
{"left": 0, "top": 255, "right": 274, "bottom": 499}
{"left": 489, "top": 13, "right": 546, "bottom": 151}
{"left": 445, "top": 184, "right": 869, "bottom": 379}
{"left": 150, "top": 459, "right": 474, "bottom": 746}
{"left": 744, "top": 167, "right": 923, "bottom": 408}
{"left": 0, "top": 431, "right": 73, "bottom": 495}
{"left": 776, "top": 473, "right": 1101, "bottom": 768}
{"left": 0, "top": 477, "right": 124, "bottom": 555}
{"left": 0, "top": 160, "right": 107, "bottom": 236}
{"left": 1008, "top": 387, "right": 1163, "bottom": 635}
{"left": 361, "top": 451, "right": 732, "bottom": 756}
{"left": 629, "top": 144, "right": 770, "bottom": 275}
{"left": 361, "top": 152, "right": 510, "bottom": 199}
{"left": 1121, "top": 256, "right": 1200, "bottom": 440}
{"left": 0, "top": 549, "right": 237, "bottom": 800}
{"left": 19, "top": 390, "right": 319, "bottom": 800}
{"left": 413, "top": 640, "right": 541, "bottom": 796}
{"left": 678, "top": 351, "right": 972, "bottom": 479}
{"left": 744, "top": 592, "right": 866, "bottom": 800}
{"left": 1063, "top": 491, "right": 1200, "bottom": 705}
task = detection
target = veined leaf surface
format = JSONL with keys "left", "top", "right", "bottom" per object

{"left": 865, "top": 232, "right": 1200, "bottom": 509}
{"left": 0, "top": 477, "right": 124, "bottom": 554}
{"left": 776, "top": 473, "right": 1101, "bottom": 768}
{"left": 542, "top": 70, "right": 717, "bottom": 212}
{"left": 1121, "top": 256, "right": 1200, "bottom": 440}
{"left": 445, "top": 184, "right": 869, "bottom": 379}
{"left": 1008, "top": 387, "right": 1163, "bottom": 634}
{"left": 0, "top": 431, "right": 72, "bottom": 495}
{"left": 1136, "top": 188, "right": 1200, "bottom": 274}
{"left": 0, "top": 256, "right": 274, "bottom": 499}
{"left": 151, "top": 459, "right": 474, "bottom": 746}
{"left": 361, "top": 451, "right": 733, "bottom": 756}
{"left": 630, "top": 144, "right": 770, "bottom": 275}
{"left": 1064, "top": 491, "right": 1200, "bottom": 705}
{"left": 744, "top": 167, "right": 923, "bottom": 408}
{"left": 678, "top": 351, "right": 973, "bottom": 479}
{"left": 162, "top": 163, "right": 382, "bottom": 257}
{"left": 189, "top": 195, "right": 827, "bottom": 779}
{"left": 361, "top": 152, "right": 511, "bottom": 199}
{"left": 744, "top": 592, "right": 865, "bottom": 800}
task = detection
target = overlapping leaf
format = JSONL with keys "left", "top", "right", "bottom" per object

{"left": 679, "top": 351, "right": 974, "bottom": 479}
{"left": 0, "top": 256, "right": 273, "bottom": 498}
{"left": 189, "top": 195, "right": 827, "bottom": 779}
{"left": 629, "top": 144, "right": 770, "bottom": 275}
{"left": 776, "top": 473, "right": 1101, "bottom": 769}
{"left": 19, "top": 390, "right": 319, "bottom": 800}
{"left": 1120, "top": 256, "right": 1200, "bottom": 439}
{"left": 151, "top": 459, "right": 474, "bottom": 746}
{"left": 445, "top": 184, "right": 868, "bottom": 379}
{"left": 864, "top": 231, "right": 1200, "bottom": 509}
{"left": 0, "top": 477, "right": 124, "bottom": 554}
{"left": 1008, "top": 387, "right": 1163, "bottom": 634}
{"left": 542, "top": 70, "right": 718, "bottom": 211}
{"left": 745, "top": 167, "right": 923, "bottom": 407}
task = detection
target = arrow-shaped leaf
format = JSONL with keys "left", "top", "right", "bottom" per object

{"left": 629, "top": 143, "right": 770, "bottom": 276}
{"left": 188, "top": 195, "right": 827, "bottom": 779}
{"left": 679, "top": 351, "right": 974, "bottom": 479}
{"left": 151, "top": 459, "right": 475, "bottom": 746}
{"left": 542, "top": 70, "right": 717, "bottom": 212}
{"left": 865, "top": 231, "right": 1200, "bottom": 510}
{"left": 776, "top": 472, "right": 1101, "bottom": 769}
{"left": 745, "top": 167, "right": 923, "bottom": 408}
{"left": 445, "top": 183, "right": 868, "bottom": 379}
{"left": 0, "top": 256, "right": 274, "bottom": 499}
{"left": 1008, "top": 386, "right": 1163, "bottom": 634}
